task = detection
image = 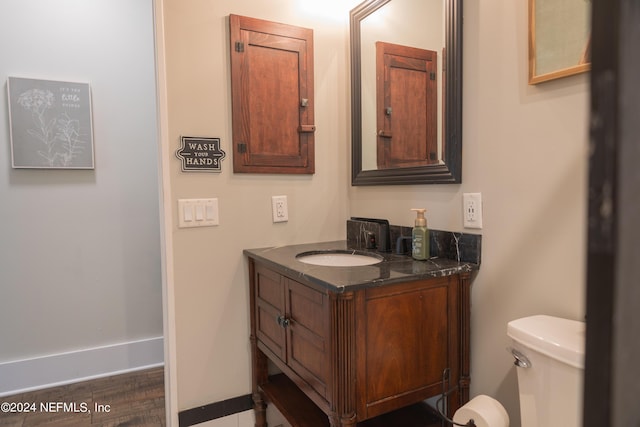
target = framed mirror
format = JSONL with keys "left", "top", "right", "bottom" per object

{"left": 350, "top": 0, "right": 462, "bottom": 185}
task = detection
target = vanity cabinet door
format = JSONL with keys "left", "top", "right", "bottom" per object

{"left": 357, "top": 275, "right": 458, "bottom": 419}
{"left": 254, "top": 264, "right": 286, "bottom": 361}
{"left": 254, "top": 264, "right": 330, "bottom": 399}
{"left": 285, "top": 278, "right": 331, "bottom": 400}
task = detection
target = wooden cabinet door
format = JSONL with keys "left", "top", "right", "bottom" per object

{"left": 230, "top": 15, "right": 315, "bottom": 174}
{"left": 254, "top": 265, "right": 330, "bottom": 399}
{"left": 255, "top": 264, "right": 286, "bottom": 361}
{"left": 357, "top": 276, "right": 457, "bottom": 419}
{"left": 376, "top": 42, "right": 438, "bottom": 169}
{"left": 285, "top": 278, "right": 330, "bottom": 400}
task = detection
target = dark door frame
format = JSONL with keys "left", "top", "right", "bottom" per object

{"left": 584, "top": 0, "right": 640, "bottom": 425}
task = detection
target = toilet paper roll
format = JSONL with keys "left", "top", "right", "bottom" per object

{"left": 452, "top": 395, "right": 509, "bottom": 427}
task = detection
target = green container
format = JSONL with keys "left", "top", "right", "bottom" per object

{"left": 411, "top": 209, "right": 429, "bottom": 260}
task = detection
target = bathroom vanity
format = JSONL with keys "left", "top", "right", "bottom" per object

{"left": 245, "top": 240, "right": 478, "bottom": 427}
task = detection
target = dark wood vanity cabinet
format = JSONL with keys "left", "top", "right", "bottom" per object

{"left": 249, "top": 259, "right": 472, "bottom": 427}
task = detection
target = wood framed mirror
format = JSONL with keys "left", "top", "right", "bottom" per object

{"left": 350, "top": 0, "right": 462, "bottom": 185}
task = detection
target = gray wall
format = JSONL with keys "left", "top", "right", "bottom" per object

{"left": 0, "top": 0, "right": 162, "bottom": 383}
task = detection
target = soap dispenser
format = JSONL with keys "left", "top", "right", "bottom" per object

{"left": 411, "top": 209, "right": 429, "bottom": 260}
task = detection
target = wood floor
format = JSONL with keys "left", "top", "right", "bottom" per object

{"left": 0, "top": 367, "right": 165, "bottom": 427}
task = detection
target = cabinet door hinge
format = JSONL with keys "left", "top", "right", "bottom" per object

{"left": 235, "top": 41, "right": 245, "bottom": 52}
{"left": 237, "top": 143, "right": 247, "bottom": 153}
{"left": 430, "top": 72, "right": 436, "bottom": 81}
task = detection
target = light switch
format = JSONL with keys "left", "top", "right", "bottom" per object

{"left": 205, "top": 203, "right": 215, "bottom": 220}
{"left": 178, "top": 198, "right": 219, "bottom": 228}
{"left": 183, "top": 204, "right": 193, "bottom": 222}
{"left": 204, "top": 198, "right": 219, "bottom": 225}
{"left": 195, "top": 204, "right": 204, "bottom": 221}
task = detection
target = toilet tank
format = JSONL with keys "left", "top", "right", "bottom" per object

{"left": 507, "top": 315, "right": 585, "bottom": 427}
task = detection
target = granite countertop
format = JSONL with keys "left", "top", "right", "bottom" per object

{"left": 244, "top": 240, "right": 479, "bottom": 293}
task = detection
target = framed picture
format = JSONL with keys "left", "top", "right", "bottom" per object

{"left": 528, "top": 0, "right": 591, "bottom": 84}
{"left": 7, "top": 77, "right": 95, "bottom": 169}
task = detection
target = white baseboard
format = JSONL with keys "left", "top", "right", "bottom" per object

{"left": 0, "top": 336, "right": 164, "bottom": 397}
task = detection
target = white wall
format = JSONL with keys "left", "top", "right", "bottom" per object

{"left": 159, "top": 0, "right": 588, "bottom": 426}
{"left": 159, "top": 0, "right": 356, "bottom": 412}
{"left": 0, "top": 0, "right": 163, "bottom": 392}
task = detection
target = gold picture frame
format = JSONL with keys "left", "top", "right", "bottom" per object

{"left": 528, "top": 0, "right": 591, "bottom": 85}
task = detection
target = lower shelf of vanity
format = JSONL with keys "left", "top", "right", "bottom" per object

{"left": 261, "top": 374, "right": 443, "bottom": 427}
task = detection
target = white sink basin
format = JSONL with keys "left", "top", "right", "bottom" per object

{"left": 296, "top": 250, "right": 383, "bottom": 267}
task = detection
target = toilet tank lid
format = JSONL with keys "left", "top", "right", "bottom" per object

{"left": 507, "top": 315, "right": 585, "bottom": 369}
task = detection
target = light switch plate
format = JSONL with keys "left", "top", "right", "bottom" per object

{"left": 178, "top": 198, "right": 219, "bottom": 228}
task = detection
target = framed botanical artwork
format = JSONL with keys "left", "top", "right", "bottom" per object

{"left": 7, "top": 77, "right": 95, "bottom": 169}
{"left": 528, "top": 0, "right": 591, "bottom": 84}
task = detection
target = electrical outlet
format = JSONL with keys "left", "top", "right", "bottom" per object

{"left": 463, "top": 193, "right": 483, "bottom": 229}
{"left": 272, "top": 195, "right": 289, "bottom": 223}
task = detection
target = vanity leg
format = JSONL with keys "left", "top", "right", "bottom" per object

{"left": 458, "top": 272, "right": 472, "bottom": 408}
{"left": 329, "top": 293, "right": 357, "bottom": 427}
{"left": 250, "top": 258, "right": 269, "bottom": 427}
{"left": 328, "top": 413, "right": 339, "bottom": 427}
{"left": 252, "top": 391, "right": 267, "bottom": 427}
{"left": 340, "top": 415, "right": 357, "bottom": 427}
{"left": 328, "top": 413, "right": 356, "bottom": 427}
{"left": 251, "top": 338, "right": 269, "bottom": 427}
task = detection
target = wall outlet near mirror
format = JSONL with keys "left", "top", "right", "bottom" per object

{"left": 272, "top": 195, "right": 289, "bottom": 223}
{"left": 463, "top": 193, "right": 483, "bottom": 229}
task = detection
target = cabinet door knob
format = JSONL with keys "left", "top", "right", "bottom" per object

{"left": 277, "top": 315, "right": 291, "bottom": 328}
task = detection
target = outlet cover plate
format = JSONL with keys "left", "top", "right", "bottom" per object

{"left": 271, "top": 195, "right": 288, "bottom": 223}
{"left": 463, "top": 193, "right": 483, "bottom": 229}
